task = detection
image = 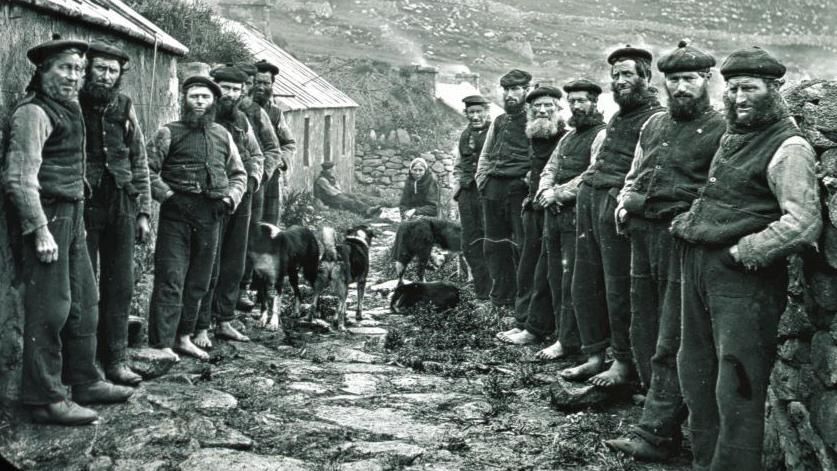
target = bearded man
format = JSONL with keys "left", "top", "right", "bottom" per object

{"left": 4, "top": 35, "right": 134, "bottom": 425}
{"left": 670, "top": 47, "right": 820, "bottom": 471}
{"left": 475, "top": 69, "right": 532, "bottom": 308}
{"left": 499, "top": 80, "right": 606, "bottom": 359}
{"left": 191, "top": 66, "right": 265, "bottom": 350}
{"left": 78, "top": 40, "right": 149, "bottom": 387}
{"left": 561, "top": 46, "right": 665, "bottom": 386}
{"left": 604, "top": 41, "right": 726, "bottom": 462}
{"left": 146, "top": 75, "right": 247, "bottom": 361}
{"left": 452, "top": 95, "right": 492, "bottom": 300}
{"left": 496, "top": 86, "right": 567, "bottom": 344}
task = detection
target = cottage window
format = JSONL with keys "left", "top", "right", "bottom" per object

{"left": 324, "top": 115, "right": 332, "bottom": 162}
{"left": 303, "top": 117, "right": 310, "bottom": 167}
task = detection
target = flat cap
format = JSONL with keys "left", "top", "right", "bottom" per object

{"left": 182, "top": 75, "right": 222, "bottom": 97}
{"left": 526, "top": 85, "right": 562, "bottom": 103}
{"left": 657, "top": 40, "right": 715, "bottom": 73}
{"left": 321, "top": 161, "right": 335, "bottom": 170}
{"left": 499, "top": 69, "right": 532, "bottom": 88}
{"left": 27, "top": 33, "right": 88, "bottom": 65}
{"left": 563, "top": 79, "right": 602, "bottom": 95}
{"left": 607, "top": 44, "right": 653, "bottom": 65}
{"left": 255, "top": 59, "right": 280, "bottom": 76}
{"left": 211, "top": 65, "right": 248, "bottom": 84}
{"left": 462, "top": 95, "right": 489, "bottom": 107}
{"left": 720, "top": 46, "right": 786, "bottom": 80}
{"left": 87, "top": 38, "right": 130, "bottom": 66}
{"left": 235, "top": 62, "right": 258, "bottom": 77}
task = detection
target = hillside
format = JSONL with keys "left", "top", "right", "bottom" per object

{"left": 267, "top": 0, "right": 837, "bottom": 96}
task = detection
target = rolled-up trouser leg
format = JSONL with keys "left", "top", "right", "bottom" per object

{"left": 457, "top": 186, "right": 491, "bottom": 299}
{"left": 514, "top": 208, "right": 545, "bottom": 325}
{"left": 148, "top": 202, "right": 191, "bottom": 349}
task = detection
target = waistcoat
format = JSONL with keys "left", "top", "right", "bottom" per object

{"left": 457, "top": 124, "right": 488, "bottom": 186}
{"left": 483, "top": 110, "right": 530, "bottom": 178}
{"left": 161, "top": 121, "right": 233, "bottom": 199}
{"left": 82, "top": 93, "right": 134, "bottom": 191}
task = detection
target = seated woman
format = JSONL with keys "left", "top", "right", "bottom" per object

{"left": 314, "top": 162, "right": 381, "bottom": 217}
{"left": 399, "top": 157, "right": 440, "bottom": 220}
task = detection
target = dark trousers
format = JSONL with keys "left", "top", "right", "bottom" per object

{"left": 323, "top": 193, "right": 373, "bottom": 216}
{"left": 629, "top": 218, "right": 687, "bottom": 445}
{"left": 525, "top": 210, "right": 580, "bottom": 351}
{"left": 197, "top": 191, "right": 252, "bottom": 330}
{"left": 679, "top": 243, "right": 787, "bottom": 471}
{"left": 457, "top": 185, "right": 491, "bottom": 299}
{"left": 482, "top": 177, "right": 527, "bottom": 307}
{"left": 84, "top": 177, "right": 136, "bottom": 367}
{"left": 148, "top": 194, "right": 221, "bottom": 348}
{"left": 571, "top": 184, "right": 632, "bottom": 362}
{"left": 241, "top": 181, "right": 266, "bottom": 289}
{"left": 21, "top": 201, "right": 102, "bottom": 405}
{"left": 514, "top": 207, "right": 546, "bottom": 320}
{"left": 263, "top": 171, "right": 283, "bottom": 226}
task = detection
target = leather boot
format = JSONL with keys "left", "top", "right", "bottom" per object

{"left": 237, "top": 290, "right": 255, "bottom": 312}
{"left": 72, "top": 380, "right": 134, "bottom": 405}
{"left": 31, "top": 400, "right": 98, "bottom": 425}
{"left": 604, "top": 433, "right": 674, "bottom": 462}
{"left": 106, "top": 362, "right": 142, "bottom": 386}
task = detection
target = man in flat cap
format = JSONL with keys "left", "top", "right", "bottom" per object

{"left": 146, "top": 74, "right": 247, "bottom": 361}
{"left": 561, "top": 45, "right": 664, "bottom": 386}
{"left": 498, "top": 79, "right": 606, "bottom": 360}
{"left": 313, "top": 161, "right": 382, "bottom": 217}
{"left": 191, "top": 66, "right": 265, "bottom": 351}
{"left": 237, "top": 59, "right": 295, "bottom": 312}
{"left": 605, "top": 41, "right": 726, "bottom": 461}
{"left": 497, "top": 85, "right": 567, "bottom": 345}
{"left": 452, "top": 95, "right": 492, "bottom": 300}
{"left": 4, "top": 35, "right": 134, "bottom": 425}
{"left": 78, "top": 39, "right": 149, "bottom": 386}
{"left": 475, "top": 68, "right": 532, "bottom": 308}
{"left": 670, "top": 46, "right": 820, "bottom": 471}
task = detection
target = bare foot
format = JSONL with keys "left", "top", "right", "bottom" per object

{"left": 193, "top": 329, "right": 212, "bottom": 349}
{"left": 174, "top": 336, "right": 210, "bottom": 361}
{"left": 501, "top": 330, "right": 538, "bottom": 345}
{"left": 496, "top": 327, "right": 522, "bottom": 342}
{"left": 535, "top": 340, "right": 565, "bottom": 361}
{"left": 560, "top": 354, "right": 604, "bottom": 381}
{"left": 215, "top": 322, "right": 250, "bottom": 342}
{"left": 589, "top": 359, "right": 632, "bottom": 387}
{"left": 159, "top": 347, "right": 180, "bottom": 363}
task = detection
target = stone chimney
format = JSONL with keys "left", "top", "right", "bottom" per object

{"left": 455, "top": 72, "right": 480, "bottom": 90}
{"left": 399, "top": 64, "right": 439, "bottom": 98}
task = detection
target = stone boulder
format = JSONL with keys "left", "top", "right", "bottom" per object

{"left": 128, "top": 348, "right": 179, "bottom": 379}
{"left": 548, "top": 377, "right": 626, "bottom": 411}
{"left": 783, "top": 80, "right": 837, "bottom": 150}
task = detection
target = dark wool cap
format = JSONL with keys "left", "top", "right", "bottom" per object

{"left": 27, "top": 34, "right": 88, "bottom": 65}
{"left": 321, "top": 161, "right": 335, "bottom": 170}
{"left": 87, "top": 39, "right": 130, "bottom": 66}
{"left": 182, "top": 75, "right": 222, "bottom": 97}
{"left": 211, "top": 65, "right": 248, "bottom": 84}
{"left": 499, "top": 69, "right": 532, "bottom": 88}
{"left": 255, "top": 59, "right": 280, "bottom": 76}
{"left": 235, "top": 62, "right": 258, "bottom": 77}
{"left": 463, "top": 95, "right": 489, "bottom": 107}
{"left": 657, "top": 40, "right": 715, "bottom": 73}
{"left": 607, "top": 44, "right": 653, "bottom": 65}
{"left": 563, "top": 79, "right": 602, "bottom": 96}
{"left": 720, "top": 46, "right": 786, "bottom": 80}
{"left": 525, "top": 85, "right": 563, "bottom": 103}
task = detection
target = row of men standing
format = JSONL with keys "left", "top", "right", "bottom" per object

{"left": 452, "top": 42, "right": 821, "bottom": 470}
{"left": 3, "top": 36, "right": 295, "bottom": 426}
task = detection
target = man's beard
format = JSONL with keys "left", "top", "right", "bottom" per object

{"left": 216, "top": 96, "right": 241, "bottom": 121}
{"left": 723, "top": 88, "right": 788, "bottom": 133}
{"left": 182, "top": 102, "right": 217, "bottom": 129}
{"left": 568, "top": 109, "right": 604, "bottom": 129}
{"left": 79, "top": 77, "right": 120, "bottom": 105}
{"left": 525, "top": 110, "right": 564, "bottom": 139}
{"left": 666, "top": 85, "right": 711, "bottom": 121}
{"left": 238, "top": 93, "right": 254, "bottom": 110}
{"left": 504, "top": 98, "right": 525, "bottom": 114}
{"left": 253, "top": 88, "right": 271, "bottom": 106}
{"left": 612, "top": 79, "right": 650, "bottom": 111}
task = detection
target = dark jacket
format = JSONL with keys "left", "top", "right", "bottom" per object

{"left": 399, "top": 161, "right": 439, "bottom": 218}
{"left": 240, "top": 101, "right": 281, "bottom": 180}
{"left": 454, "top": 124, "right": 489, "bottom": 190}
{"left": 477, "top": 110, "right": 530, "bottom": 184}
{"left": 528, "top": 130, "right": 565, "bottom": 199}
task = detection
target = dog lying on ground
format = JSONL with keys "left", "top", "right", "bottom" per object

{"left": 392, "top": 218, "right": 464, "bottom": 285}
{"left": 249, "top": 223, "right": 319, "bottom": 331}
{"left": 390, "top": 281, "right": 461, "bottom": 313}
{"left": 311, "top": 225, "right": 375, "bottom": 330}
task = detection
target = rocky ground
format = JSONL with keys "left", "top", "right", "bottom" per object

{"left": 0, "top": 209, "right": 692, "bottom": 471}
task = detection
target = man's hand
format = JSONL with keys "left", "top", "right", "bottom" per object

{"left": 247, "top": 177, "right": 258, "bottom": 194}
{"left": 615, "top": 204, "right": 629, "bottom": 235}
{"left": 136, "top": 214, "right": 151, "bottom": 243}
{"left": 34, "top": 226, "right": 58, "bottom": 263}
{"left": 404, "top": 209, "right": 417, "bottom": 220}
{"left": 538, "top": 188, "right": 557, "bottom": 207}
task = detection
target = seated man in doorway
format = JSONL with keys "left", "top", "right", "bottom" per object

{"left": 314, "top": 161, "right": 382, "bottom": 217}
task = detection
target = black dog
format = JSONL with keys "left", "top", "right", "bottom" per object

{"left": 249, "top": 223, "right": 319, "bottom": 331}
{"left": 390, "top": 281, "right": 461, "bottom": 313}
{"left": 311, "top": 225, "right": 375, "bottom": 330}
{"left": 392, "top": 218, "right": 462, "bottom": 285}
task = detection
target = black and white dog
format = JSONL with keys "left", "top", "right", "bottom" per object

{"left": 249, "top": 223, "right": 319, "bottom": 331}
{"left": 392, "top": 217, "right": 464, "bottom": 285}
{"left": 390, "top": 281, "right": 461, "bottom": 313}
{"left": 311, "top": 225, "right": 375, "bottom": 331}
